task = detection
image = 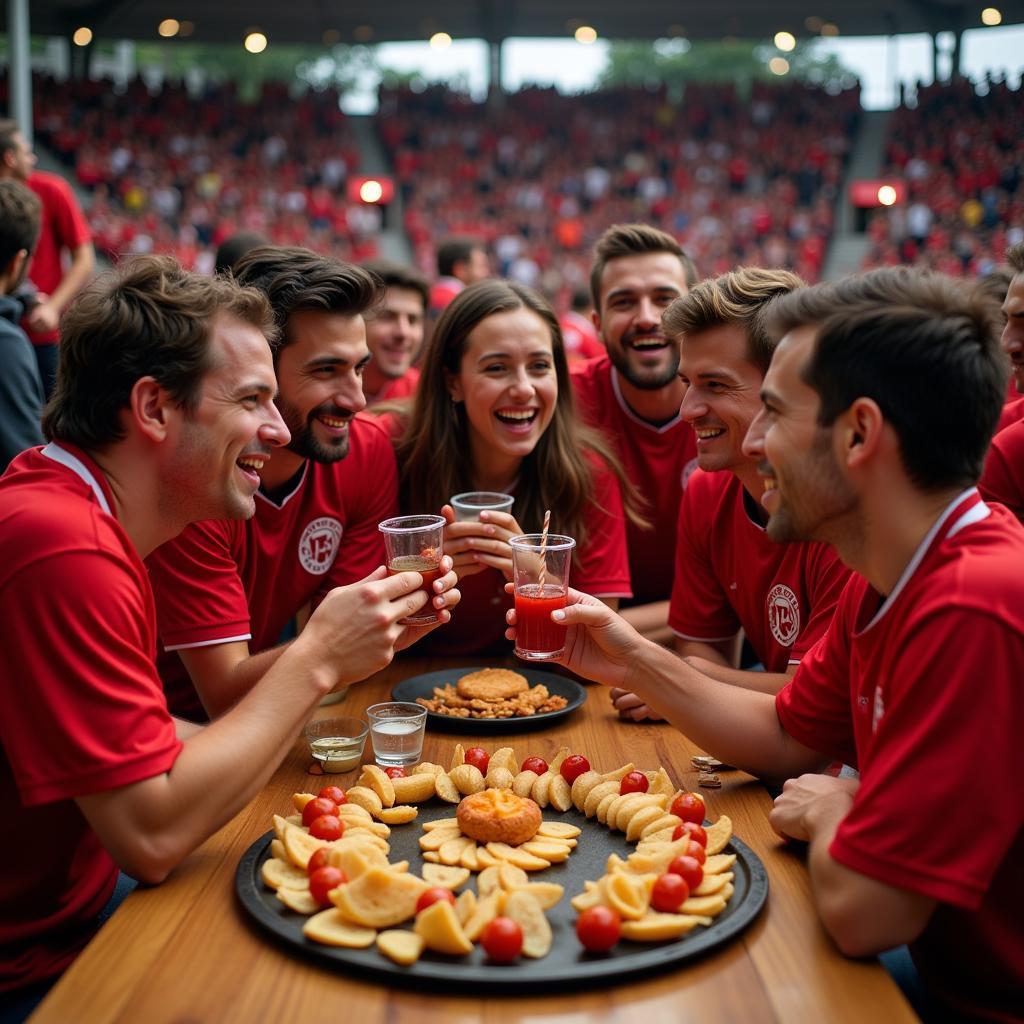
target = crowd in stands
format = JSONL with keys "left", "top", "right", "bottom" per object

{"left": 864, "top": 76, "right": 1023, "bottom": 275}
{"left": 380, "top": 81, "right": 857, "bottom": 300}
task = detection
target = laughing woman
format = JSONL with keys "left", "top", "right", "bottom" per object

{"left": 375, "top": 279, "right": 642, "bottom": 657}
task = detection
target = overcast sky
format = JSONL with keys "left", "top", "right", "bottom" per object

{"left": 370, "top": 24, "right": 1023, "bottom": 110}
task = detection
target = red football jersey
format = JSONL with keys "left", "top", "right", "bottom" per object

{"left": 428, "top": 275, "right": 463, "bottom": 316}
{"left": 366, "top": 367, "right": 420, "bottom": 406}
{"left": 415, "top": 457, "right": 633, "bottom": 657}
{"left": 669, "top": 469, "right": 850, "bottom": 670}
{"left": 559, "top": 310, "right": 604, "bottom": 362}
{"left": 996, "top": 394, "right": 1024, "bottom": 433}
{"left": 148, "top": 415, "right": 399, "bottom": 719}
{"left": 980, "top": 417, "right": 1024, "bottom": 523}
{"left": 776, "top": 490, "right": 1024, "bottom": 1021}
{"left": 0, "top": 444, "right": 181, "bottom": 992}
{"left": 571, "top": 355, "right": 697, "bottom": 604}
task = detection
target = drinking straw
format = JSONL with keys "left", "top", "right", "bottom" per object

{"left": 538, "top": 509, "right": 551, "bottom": 592}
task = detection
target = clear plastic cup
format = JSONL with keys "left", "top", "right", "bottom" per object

{"left": 378, "top": 514, "right": 445, "bottom": 624}
{"left": 450, "top": 491, "right": 515, "bottom": 522}
{"left": 509, "top": 533, "right": 575, "bottom": 660}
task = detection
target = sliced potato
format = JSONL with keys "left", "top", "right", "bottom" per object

{"left": 439, "top": 836, "right": 474, "bottom": 866}
{"left": 459, "top": 843, "right": 481, "bottom": 872}
{"left": 693, "top": 871, "right": 733, "bottom": 897}
{"left": 261, "top": 857, "right": 310, "bottom": 891}
{"left": 704, "top": 815, "right": 733, "bottom": 856}
{"left": 681, "top": 893, "right": 728, "bottom": 917}
{"left": 621, "top": 913, "right": 705, "bottom": 942}
{"left": 505, "top": 882, "right": 563, "bottom": 910}
{"left": 391, "top": 773, "right": 438, "bottom": 804}
{"left": 455, "top": 888, "right": 477, "bottom": 925}
{"left": 434, "top": 772, "right": 461, "bottom": 804}
{"left": 331, "top": 866, "right": 428, "bottom": 929}
{"left": 276, "top": 887, "right": 319, "bottom": 915}
{"left": 497, "top": 863, "right": 529, "bottom": 890}
{"left": 422, "top": 863, "right": 471, "bottom": 890}
{"left": 377, "top": 929, "right": 424, "bottom": 966}
{"left": 303, "top": 908, "right": 377, "bottom": 948}
{"left": 359, "top": 765, "right": 396, "bottom": 808}
{"left": 414, "top": 898, "right": 474, "bottom": 956}
{"left": 503, "top": 890, "right": 552, "bottom": 958}
{"left": 378, "top": 805, "right": 419, "bottom": 825}
{"left": 346, "top": 786, "right": 384, "bottom": 817}
{"left": 422, "top": 816, "right": 460, "bottom": 832}
{"left": 282, "top": 826, "right": 327, "bottom": 870}
{"left": 604, "top": 872, "right": 650, "bottom": 921}
{"left": 477, "top": 865, "right": 502, "bottom": 897}
{"left": 548, "top": 774, "right": 573, "bottom": 812}
{"left": 484, "top": 842, "right": 550, "bottom": 871}
{"left": 536, "top": 821, "right": 581, "bottom": 840}
{"left": 462, "top": 890, "right": 503, "bottom": 942}
{"left": 520, "top": 840, "right": 571, "bottom": 864}
{"left": 705, "top": 853, "right": 738, "bottom": 875}
{"left": 626, "top": 805, "right": 666, "bottom": 842}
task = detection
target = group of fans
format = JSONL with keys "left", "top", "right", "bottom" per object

{"left": 0, "top": 100, "right": 1021, "bottom": 1024}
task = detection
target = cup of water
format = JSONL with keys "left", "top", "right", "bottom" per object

{"left": 366, "top": 702, "right": 428, "bottom": 768}
{"left": 450, "top": 491, "right": 515, "bottom": 521}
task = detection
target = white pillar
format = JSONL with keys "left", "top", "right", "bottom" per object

{"left": 7, "top": 0, "right": 32, "bottom": 144}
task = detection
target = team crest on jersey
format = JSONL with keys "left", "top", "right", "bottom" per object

{"left": 766, "top": 584, "right": 800, "bottom": 647}
{"left": 680, "top": 456, "right": 699, "bottom": 490}
{"left": 298, "top": 517, "right": 343, "bottom": 575}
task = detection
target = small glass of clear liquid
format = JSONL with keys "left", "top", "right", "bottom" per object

{"left": 366, "top": 702, "right": 427, "bottom": 768}
{"left": 303, "top": 716, "right": 368, "bottom": 774}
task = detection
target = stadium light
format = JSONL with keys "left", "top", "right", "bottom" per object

{"left": 158, "top": 19, "right": 180, "bottom": 38}
{"left": 73, "top": 26, "right": 93, "bottom": 46}
{"left": 244, "top": 31, "right": 268, "bottom": 53}
{"left": 349, "top": 176, "right": 394, "bottom": 204}
{"left": 575, "top": 25, "right": 598, "bottom": 44}
{"left": 768, "top": 57, "right": 790, "bottom": 75}
{"left": 359, "top": 180, "right": 385, "bottom": 204}
{"left": 774, "top": 31, "right": 796, "bottom": 51}
{"left": 981, "top": 8, "right": 1003, "bottom": 24}
{"left": 877, "top": 185, "right": 898, "bottom": 206}
{"left": 430, "top": 32, "right": 453, "bottom": 49}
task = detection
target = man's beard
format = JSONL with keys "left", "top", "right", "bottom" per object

{"left": 277, "top": 397, "right": 352, "bottom": 464}
{"left": 607, "top": 332, "right": 680, "bottom": 391}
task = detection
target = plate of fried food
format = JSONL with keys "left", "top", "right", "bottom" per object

{"left": 237, "top": 745, "right": 768, "bottom": 993}
{"left": 391, "top": 667, "right": 586, "bottom": 733}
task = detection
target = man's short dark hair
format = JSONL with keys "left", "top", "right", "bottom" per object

{"left": 362, "top": 259, "right": 429, "bottom": 311}
{"left": 436, "top": 237, "right": 484, "bottom": 278}
{"left": 232, "top": 246, "right": 382, "bottom": 353}
{"left": 766, "top": 267, "right": 1007, "bottom": 492}
{"left": 663, "top": 267, "right": 804, "bottom": 375}
{"left": 590, "top": 223, "right": 698, "bottom": 310}
{"left": 214, "top": 231, "right": 269, "bottom": 275}
{"left": 42, "top": 255, "right": 276, "bottom": 450}
{"left": 0, "top": 179, "right": 41, "bottom": 266}
{"left": 1007, "top": 242, "right": 1024, "bottom": 275}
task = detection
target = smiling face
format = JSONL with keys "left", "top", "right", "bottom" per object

{"left": 446, "top": 306, "right": 557, "bottom": 484}
{"left": 168, "top": 313, "right": 290, "bottom": 522}
{"left": 274, "top": 309, "right": 370, "bottom": 466}
{"left": 364, "top": 285, "right": 426, "bottom": 383}
{"left": 1001, "top": 273, "right": 1024, "bottom": 393}
{"left": 743, "top": 325, "right": 856, "bottom": 545}
{"left": 678, "top": 323, "right": 765, "bottom": 479}
{"left": 594, "top": 251, "right": 689, "bottom": 391}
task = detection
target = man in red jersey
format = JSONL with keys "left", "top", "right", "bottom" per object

{"left": 360, "top": 260, "right": 429, "bottom": 406}
{"left": 571, "top": 223, "right": 699, "bottom": 642}
{"left": 0, "top": 257, "right": 436, "bottom": 1013}
{"left": 0, "top": 120, "right": 95, "bottom": 397}
{"left": 559, "top": 287, "right": 604, "bottom": 363}
{"left": 147, "top": 247, "right": 459, "bottom": 721}
{"left": 428, "top": 236, "right": 490, "bottom": 318}
{"left": 980, "top": 242, "right": 1024, "bottom": 520}
{"left": 610, "top": 268, "right": 850, "bottom": 721}
{"left": 522, "top": 268, "right": 1023, "bottom": 1021}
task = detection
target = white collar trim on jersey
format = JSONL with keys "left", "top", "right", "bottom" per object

{"left": 862, "top": 487, "right": 988, "bottom": 633}
{"left": 255, "top": 461, "right": 309, "bottom": 509}
{"left": 41, "top": 442, "right": 112, "bottom": 516}
{"left": 610, "top": 368, "right": 682, "bottom": 435}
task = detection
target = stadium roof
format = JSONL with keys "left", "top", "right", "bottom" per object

{"left": 9, "top": 0, "right": 1024, "bottom": 46}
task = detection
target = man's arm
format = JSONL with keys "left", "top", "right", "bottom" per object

{"left": 619, "top": 600, "right": 672, "bottom": 644}
{"left": 26, "top": 242, "right": 95, "bottom": 333}
{"left": 179, "top": 640, "right": 289, "bottom": 719}
{"left": 770, "top": 775, "right": 936, "bottom": 956}
{"left": 684, "top": 654, "right": 795, "bottom": 694}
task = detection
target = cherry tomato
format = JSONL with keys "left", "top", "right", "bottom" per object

{"left": 309, "top": 866, "right": 347, "bottom": 907}
{"left": 560, "top": 754, "right": 591, "bottom": 784}
{"left": 668, "top": 854, "right": 704, "bottom": 891}
{"left": 416, "top": 887, "right": 457, "bottom": 914}
{"left": 687, "top": 841, "right": 707, "bottom": 865}
{"left": 384, "top": 767, "right": 407, "bottom": 779}
{"left": 650, "top": 872, "right": 690, "bottom": 913}
{"left": 307, "top": 847, "right": 332, "bottom": 876}
{"left": 619, "top": 770, "right": 650, "bottom": 796}
{"left": 301, "top": 796, "right": 338, "bottom": 828}
{"left": 671, "top": 821, "right": 707, "bottom": 847}
{"left": 670, "top": 792, "right": 705, "bottom": 825}
{"left": 576, "top": 905, "right": 621, "bottom": 952}
{"left": 308, "top": 814, "right": 344, "bottom": 841}
{"left": 521, "top": 756, "right": 548, "bottom": 776}
{"left": 317, "top": 786, "right": 346, "bottom": 806}
{"left": 464, "top": 747, "right": 490, "bottom": 775}
{"left": 480, "top": 916, "right": 524, "bottom": 963}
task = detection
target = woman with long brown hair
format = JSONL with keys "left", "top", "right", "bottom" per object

{"left": 376, "top": 279, "right": 641, "bottom": 656}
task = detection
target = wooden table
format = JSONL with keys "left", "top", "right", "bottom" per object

{"left": 32, "top": 656, "right": 916, "bottom": 1024}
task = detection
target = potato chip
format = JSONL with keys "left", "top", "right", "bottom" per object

{"left": 330, "top": 866, "right": 428, "bottom": 929}
{"left": 530, "top": 771, "right": 553, "bottom": 808}
{"left": 461, "top": 890, "right": 503, "bottom": 942}
{"left": 261, "top": 857, "right": 310, "bottom": 891}
{"left": 536, "top": 821, "right": 581, "bottom": 840}
{"left": 646, "top": 767, "right": 676, "bottom": 797}
{"left": 448, "top": 743, "right": 465, "bottom": 772}
{"left": 511, "top": 770, "right": 539, "bottom": 798}
{"left": 303, "top": 908, "right": 377, "bottom": 948}
{"left": 434, "top": 772, "right": 461, "bottom": 804}
{"left": 282, "top": 824, "right": 327, "bottom": 870}
{"left": 439, "top": 836, "right": 474, "bottom": 866}
{"left": 455, "top": 888, "right": 477, "bottom": 925}
{"left": 377, "top": 929, "right": 424, "bottom": 966}
{"left": 346, "top": 786, "right": 384, "bottom": 817}
{"left": 570, "top": 770, "right": 605, "bottom": 811}
{"left": 449, "top": 763, "right": 486, "bottom": 795}
{"left": 476, "top": 865, "right": 502, "bottom": 898}
{"left": 620, "top": 913, "right": 705, "bottom": 942}
{"left": 693, "top": 871, "right": 733, "bottom": 897}
{"left": 548, "top": 746, "right": 571, "bottom": 773}
{"left": 484, "top": 842, "right": 549, "bottom": 871}
{"left": 625, "top": 805, "right": 666, "bottom": 842}
{"left": 601, "top": 762, "right": 636, "bottom": 782}
{"left": 520, "top": 840, "right": 571, "bottom": 864}
{"left": 548, "top": 774, "right": 573, "bottom": 812}
{"left": 704, "top": 853, "right": 737, "bottom": 875}
{"left": 488, "top": 746, "right": 518, "bottom": 776}
{"left": 377, "top": 805, "right": 418, "bottom": 825}
{"left": 681, "top": 893, "right": 728, "bottom": 917}
{"left": 413, "top": 761, "right": 444, "bottom": 776}
{"left": 704, "top": 815, "right": 733, "bottom": 855}
{"left": 497, "top": 863, "right": 529, "bottom": 890}
{"left": 421, "top": 863, "right": 470, "bottom": 890}
{"left": 483, "top": 766, "right": 514, "bottom": 791}
{"left": 583, "top": 780, "right": 619, "bottom": 817}
{"left": 270, "top": 838, "right": 286, "bottom": 861}
{"left": 414, "top": 898, "right": 473, "bottom": 956}
{"left": 504, "top": 882, "right": 564, "bottom": 910}
{"left": 359, "top": 765, "right": 396, "bottom": 808}
{"left": 276, "top": 887, "right": 319, "bottom": 915}
{"left": 390, "top": 773, "right": 437, "bottom": 804}
{"left": 422, "top": 816, "right": 459, "bottom": 831}
{"left": 503, "top": 890, "right": 552, "bottom": 958}
{"left": 604, "top": 872, "right": 649, "bottom": 921}
{"left": 291, "top": 792, "right": 316, "bottom": 814}
{"left": 459, "top": 843, "right": 481, "bottom": 872}
{"left": 418, "top": 827, "right": 462, "bottom": 852}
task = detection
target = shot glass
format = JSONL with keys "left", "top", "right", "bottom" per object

{"left": 303, "top": 716, "right": 369, "bottom": 774}
{"left": 378, "top": 514, "right": 445, "bottom": 625}
{"left": 450, "top": 491, "right": 515, "bottom": 522}
{"left": 366, "top": 702, "right": 428, "bottom": 768}
{"left": 509, "top": 533, "right": 576, "bottom": 661}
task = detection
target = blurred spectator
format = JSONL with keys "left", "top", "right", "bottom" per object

{"left": 559, "top": 286, "right": 604, "bottom": 362}
{"left": 429, "top": 236, "right": 490, "bottom": 317}
{"left": 214, "top": 231, "right": 269, "bottom": 275}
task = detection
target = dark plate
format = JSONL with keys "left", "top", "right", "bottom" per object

{"left": 391, "top": 668, "right": 586, "bottom": 734}
{"left": 235, "top": 800, "right": 768, "bottom": 995}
